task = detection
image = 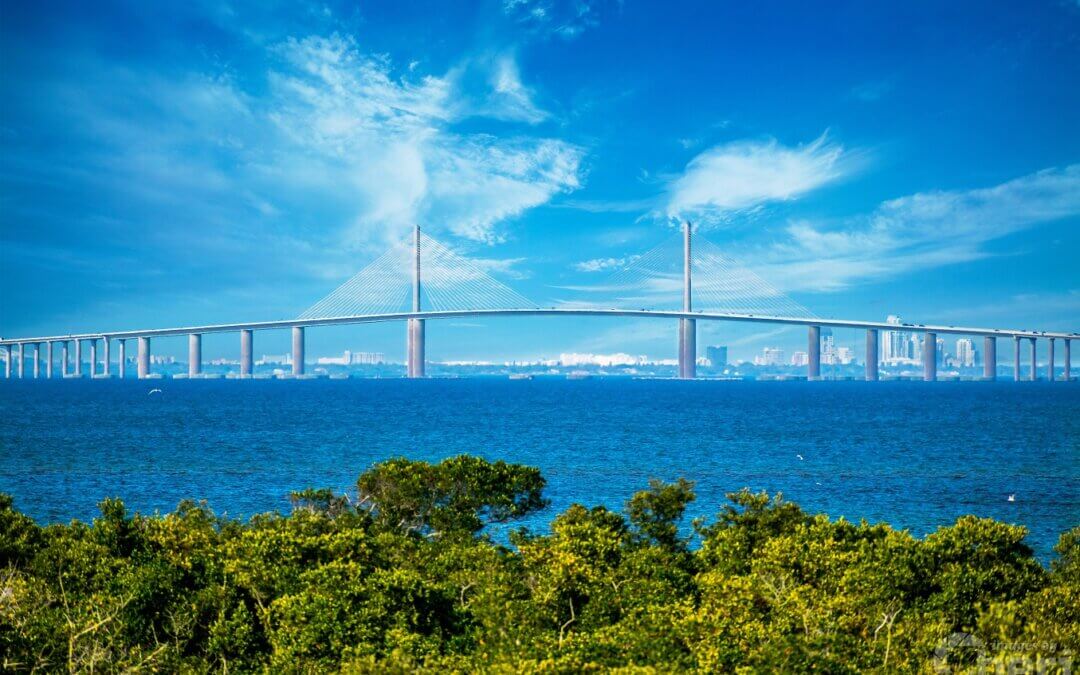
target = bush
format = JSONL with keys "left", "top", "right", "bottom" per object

{"left": 0, "top": 455, "right": 1075, "bottom": 672}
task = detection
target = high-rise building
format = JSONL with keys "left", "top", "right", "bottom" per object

{"left": 790, "top": 351, "right": 808, "bottom": 366}
{"left": 706, "top": 345, "right": 728, "bottom": 368}
{"left": 836, "top": 346, "right": 854, "bottom": 365}
{"left": 753, "top": 347, "right": 785, "bottom": 366}
{"left": 955, "top": 339, "right": 976, "bottom": 368}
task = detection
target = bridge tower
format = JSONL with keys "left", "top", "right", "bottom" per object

{"left": 407, "top": 224, "right": 426, "bottom": 378}
{"left": 678, "top": 222, "right": 696, "bottom": 379}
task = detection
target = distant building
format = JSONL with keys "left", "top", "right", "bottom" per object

{"left": 315, "top": 350, "right": 386, "bottom": 366}
{"left": 955, "top": 338, "right": 976, "bottom": 368}
{"left": 559, "top": 353, "right": 646, "bottom": 367}
{"left": 836, "top": 346, "right": 854, "bottom": 365}
{"left": 258, "top": 354, "right": 292, "bottom": 365}
{"left": 790, "top": 351, "right": 808, "bottom": 366}
{"left": 881, "top": 314, "right": 922, "bottom": 366}
{"left": 706, "top": 345, "right": 728, "bottom": 368}
{"left": 350, "top": 352, "right": 385, "bottom": 365}
{"left": 150, "top": 355, "right": 175, "bottom": 365}
{"left": 753, "top": 347, "right": 785, "bottom": 366}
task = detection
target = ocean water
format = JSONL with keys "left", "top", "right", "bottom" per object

{"left": 1, "top": 378, "right": 1077, "bottom": 558}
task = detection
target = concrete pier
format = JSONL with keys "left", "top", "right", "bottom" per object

{"left": 1066, "top": 340, "right": 1072, "bottom": 381}
{"left": 677, "top": 222, "right": 696, "bottom": 380}
{"left": 808, "top": 325, "right": 821, "bottom": 380}
{"left": 292, "top": 327, "right": 305, "bottom": 376}
{"left": 75, "top": 340, "right": 83, "bottom": 378}
{"left": 4, "top": 345, "right": 10, "bottom": 378}
{"left": 924, "top": 332, "right": 937, "bottom": 381}
{"left": 46, "top": 342, "right": 53, "bottom": 379}
{"left": 240, "top": 330, "right": 253, "bottom": 377}
{"left": 137, "top": 337, "right": 150, "bottom": 379}
{"left": 189, "top": 334, "right": 202, "bottom": 377}
{"left": 17, "top": 344, "right": 24, "bottom": 378}
{"left": 90, "top": 340, "right": 97, "bottom": 378}
{"left": 118, "top": 340, "right": 126, "bottom": 379}
{"left": 407, "top": 224, "right": 426, "bottom": 378}
{"left": 865, "top": 329, "right": 879, "bottom": 381}
{"left": 33, "top": 344, "right": 41, "bottom": 378}
{"left": 983, "top": 337, "right": 996, "bottom": 380}
{"left": 1048, "top": 338, "right": 1055, "bottom": 382}
{"left": 1029, "top": 337, "right": 1037, "bottom": 381}
{"left": 1013, "top": 336, "right": 1021, "bottom": 381}
{"left": 61, "top": 342, "right": 69, "bottom": 377}
{"left": 407, "top": 319, "right": 425, "bottom": 377}
{"left": 102, "top": 338, "right": 110, "bottom": 378}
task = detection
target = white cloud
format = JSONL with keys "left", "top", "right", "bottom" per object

{"left": 754, "top": 165, "right": 1080, "bottom": 292}
{"left": 665, "top": 133, "right": 853, "bottom": 222}
{"left": 263, "top": 34, "right": 582, "bottom": 244}
{"left": 573, "top": 255, "right": 640, "bottom": 272}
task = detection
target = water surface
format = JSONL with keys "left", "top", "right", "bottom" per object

{"left": 1, "top": 379, "right": 1077, "bottom": 558}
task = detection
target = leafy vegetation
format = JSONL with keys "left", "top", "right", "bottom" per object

{"left": 1, "top": 456, "right": 1076, "bottom": 672}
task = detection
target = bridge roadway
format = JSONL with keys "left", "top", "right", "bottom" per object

{"left": 2, "top": 308, "right": 1078, "bottom": 345}
{"left": 1, "top": 307, "right": 1077, "bottom": 383}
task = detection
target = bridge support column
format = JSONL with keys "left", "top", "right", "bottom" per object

{"left": 17, "top": 344, "right": 24, "bottom": 378}
{"left": 90, "top": 340, "right": 97, "bottom": 378}
{"left": 240, "top": 330, "right": 253, "bottom": 377}
{"left": 808, "top": 326, "right": 821, "bottom": 380}
{"left": 983, "top": 337, "right": 996, "bottom": 380}
{"left": 46, "top": 342, "right": 53, "bottom": 379}
{"left": 189, "top": 334, "right": 202, "bottom": 377}
{"left": 1048, "top": 338, "right": 1055, "bottom": 382}
{"left": 865, "top": 329, "right": 878, "bottom": 381}
{"left": 923, "top": 332, "right": 937, "bottom": 382}
{"left": 61, "top": 342, "right": 69, "bottom": 377}
{"left": 1066, "top": 340, "right": 1072, "bottom": 381}
{"left": 33, "top": 344, "right": 41, "bottom": 379}
{"left": 678, "top": 319, "right": 696, "bottom": 379}
{"left": 292, "top": 327, "right": 305, "bottom": 376}
{"left": 1013, "top": 336, "right": 1021, "bottom": 381}
{"left": 118, "top": 340, "right": 126, "bottom": 379}
{"left": 407, "top": 319, "right": 426, "bottom": 378}
{"left": 137, "top": 337, "right": 150, "bottom": 379}
{"left": 1029, "top": 337, "right": 1037, "bottom": 381}
{"left": 102, "top": 338, "right": 110, "bottom": 378}
{"left": 74, "top": 340, "right": 82, "bottom": 378}
{"left": 4, "top": 345, "right": 11, "bottom": 378}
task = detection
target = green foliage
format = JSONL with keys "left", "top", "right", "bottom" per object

{"left": 0, "top": 456, "right": 1075, "bottom": 673}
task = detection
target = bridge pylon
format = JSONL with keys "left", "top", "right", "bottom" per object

{"left": 678, "top": 222, "right": 696, "bottom": 379}
{"left": 407, "top": 224, "right": 426, "bottom": 378}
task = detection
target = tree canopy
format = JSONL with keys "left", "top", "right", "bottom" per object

{"left": 0, "top": 455, "right": 1075, "bottom": 672}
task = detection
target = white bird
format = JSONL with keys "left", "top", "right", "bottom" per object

{"left": 796, "top": 454, "right": 804, "bottom": 461}
{"left": 148, "top": 388, "right": 162, "bottom": 395}
{"left": 1007, "top": 494, "right": 1016, "bottom": 502}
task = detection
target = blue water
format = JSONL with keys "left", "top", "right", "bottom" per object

{"left": 1, "top": 379, "right": 1077, "bottom": 558}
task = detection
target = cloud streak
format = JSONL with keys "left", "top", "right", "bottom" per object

{"left": 753, "top": 165, "right": 1080, "bottom": 292}
{"left": 665, "top": 133, "right": 853, "bottom": 222}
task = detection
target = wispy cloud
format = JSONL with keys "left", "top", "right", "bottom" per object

{"left": 665, "top": 133, "right": 855, "bottom": 223}
{"left": 503, "top": 0, "right": 618, "bottom": 39}
{"left": 266, "top": 34, "right": 583, "bottom": 244}
{"left": 573, "top": 255, "right": 640, "bottom": 272}
{"left": 753, "top": 165, "right": 1080, "bottom": 292}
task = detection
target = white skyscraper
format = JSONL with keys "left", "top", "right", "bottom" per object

{"left": 956, "top": 338, "right": 976, "bottom": 368}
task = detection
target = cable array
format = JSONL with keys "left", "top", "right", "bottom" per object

{"left": 598, "top": 231, "right": 817, "bottom": 318}
{"left": 298, "top": 232, "right": 535, "bottom": 320}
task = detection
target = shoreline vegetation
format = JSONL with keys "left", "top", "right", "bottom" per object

{"left": 1, "top": 456, "right": 1076, "bottom": 672}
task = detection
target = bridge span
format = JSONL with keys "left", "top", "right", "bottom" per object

{"left": 1, "top": 225, "right": 1076, "bottom": 382}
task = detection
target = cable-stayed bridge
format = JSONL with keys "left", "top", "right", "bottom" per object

{"left": 1, "top": 225, "right": 1076, "bottom": 382}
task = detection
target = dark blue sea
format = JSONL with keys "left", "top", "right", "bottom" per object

{"left": 1, "top": 379, "right": 1077, "bottom": 559}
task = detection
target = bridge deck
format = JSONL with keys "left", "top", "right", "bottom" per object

{"left": 1, "top": 308, "right": 1076, "bottom": 345}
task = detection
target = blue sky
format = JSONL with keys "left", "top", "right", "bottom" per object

{"left": 2, "top": 0, "right": 1079, "bottom": 363}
